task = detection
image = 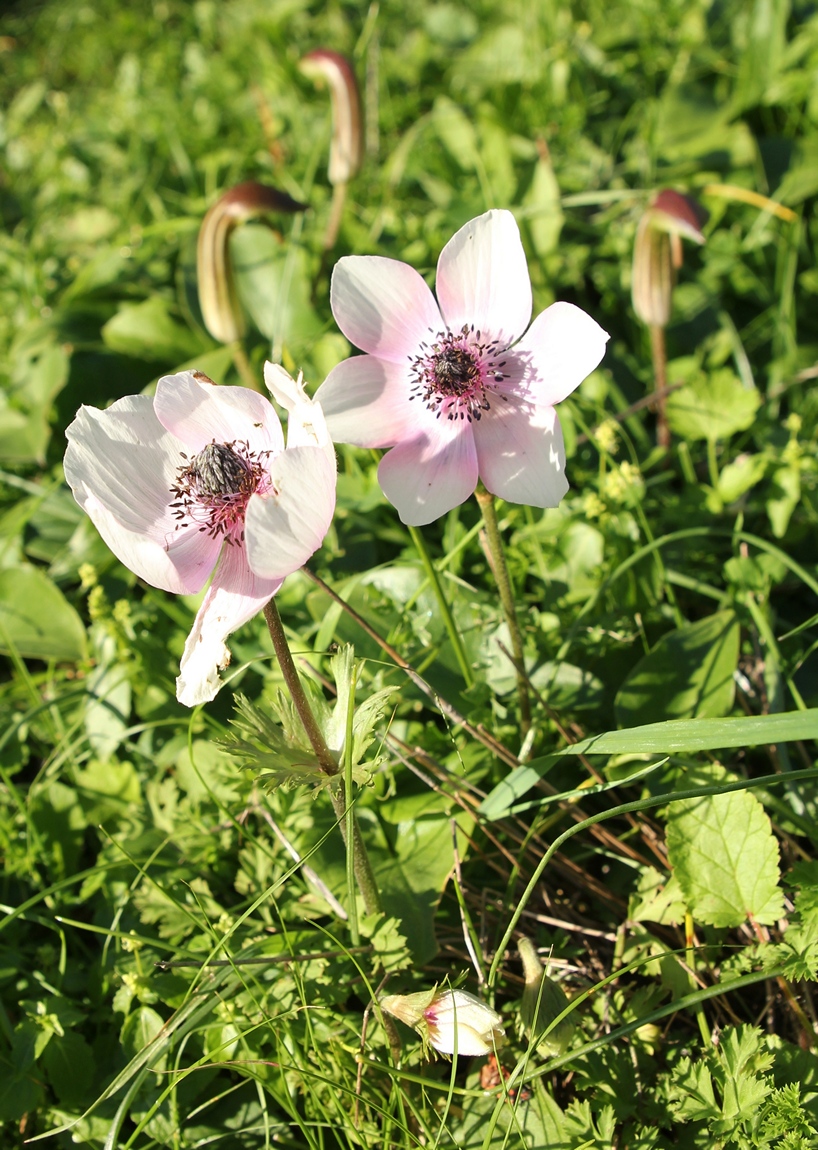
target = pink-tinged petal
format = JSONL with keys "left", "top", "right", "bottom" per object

{"left": 245, "top": 445, "right": 336, "bottom": 580}
{"left": 436, "top": 210, "right": 532, "bottom": 347}
{"left": 263, "top": 362, "right": 334, "bottom": 454}
{"left": 155, "top": 370, "right": 284, "bottom": 455}
{"left": 176, "top": 542, "right": 282, "bottom": 707}
{"left": 473, "top": 396, "right": 569, "bottom": 508}
{"left": 64, "top": 397, "right": 220, "bottom": 594}
{"left": 315, "top": 354, "right": 420, "bottom": 448}
{"left": 377, "top": 420, "right": 478, "bottom": 526}
{"left": 506, "top": 302, "right": 609, "bottom": 407}
{"left": 330, "top": 256, "right": 442, "bottom": 361}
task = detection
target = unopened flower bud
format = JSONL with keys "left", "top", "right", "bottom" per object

{"left": 299, "top": 50, "right": 363, "bottom": 186}
{"left": 197, "top": 182, "right": 307, "bottom": 344}
{"left": 631, "top": 190, "right": 707, "bottom": 328}
{"left": 518, "top": 937, "right": 575, "bottom": 1057}
{"left": 381, "top": 988, "right": 505, "bottom": 1057}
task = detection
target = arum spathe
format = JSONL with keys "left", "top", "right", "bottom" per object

{"left": 518, "top": 937, "right": 575, "bottom": 1057}
{"left": 299, "top": 49, "right": 363, "bottom": 186}
{"left": 381, "top": 987, "right": 505, "bottom": 1057}
{"left": 197, "top": 181, "right": 307, "bottom": 345}
{"left": 631, "top": 189, "right": 707, "bottom": 449}
{"left": 631, "top": 189, "right": 707, "bottom": 328}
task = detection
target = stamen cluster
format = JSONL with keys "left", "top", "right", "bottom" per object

{"left": 171, "top": 440, "right": 271, "bottom": 542}
{"left": 408, "top": 324, "right": 508, "bottom": 423}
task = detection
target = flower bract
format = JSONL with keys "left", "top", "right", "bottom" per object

{"left": 64, "top": 364, "right": 336, "bottom": 707}
{"left": 316, "top": 209, "right": 609, "bottom": 525}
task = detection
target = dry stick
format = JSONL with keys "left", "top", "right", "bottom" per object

{"left": 262, "top": 600, "right": 382, "bottom": 916}
{"left": 474, "top": 486, "right": 531, "bottom": 738}
{"left": 649, "top": 324, "right": 671, "bottom": 449}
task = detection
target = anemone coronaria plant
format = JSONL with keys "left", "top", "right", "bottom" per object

{"left": 64, "top": 365, "right": 336, "bottom": 706}
{"left": 316, "top": 209, "right": 609, "bottom": 526}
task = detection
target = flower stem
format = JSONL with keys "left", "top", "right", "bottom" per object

{"left": 407, "top": 525, "right": 474, "bottom": 689}
{"left": 474, "top": 487, "right": 531, "bottom": 738}
{"left": 649, "top": 323, "right": 670, "bottom": 449}
{"left": 262, "top": 600, "right": 382, "bottom": 915}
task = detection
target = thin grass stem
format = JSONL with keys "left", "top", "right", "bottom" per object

{"left": 475, "top": 486, "right": 531, "bottom": 737}
{"left": 408, "top": 524, "right": 474, "bottom": 688}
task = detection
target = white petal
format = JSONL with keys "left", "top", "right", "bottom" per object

{"left": 377, "top": 419, "right": 478, "bottom": 526}
{"left": 64, "top": 397, "right": 220, "bottom": 593}
{"left": 176, "top": 542, "right": 282, "bottom": 707}
{"left": 155, "top": 370, "right": 284, "bottom": 455}
{"left": 507, "top": 302, "right": 609, "bottom": 407}
{"left": 473, "top": 396, "right": 569, "bottom": 508}
{"left": 435, "top": 210, "right": 532, "bottom": 347}
{"left": 315, "top": 355, "right": 419, "bottom": 448}
{"left": 330, "top": 256, "right": 442, "bottom": 361}
{"left": 263, "top": 362, "right": 333, "bottom": 454}
{"left": 244, "top": 446, "right": 337, "bottom": 581}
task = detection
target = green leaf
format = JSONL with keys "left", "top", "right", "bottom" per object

{"left": 615, "top": 610, "right": 739, "bottom": 727}
{"left": 666, "top": 369, "right": 761, "bottom": 442}
{"left": 523, "top": 155, "right": 564, "bottom": 257}
{"left": 374, "top": 810, "right": 475, "bottom": 963}
{"left": 717, "top": 452, "right": 768, "bottom": 504}
{"left": 666, "top": 789, "right": 784, "bottom": 927}
{"left": 0, "top": 566, "right": 87, "bottom": 661}
{"left": 102, "top": 297, "right": 203, "bottom": 363}
{"left": 85, "top": 631, "right": 131, "bottom": 761}
{"left": 767, "top": 464, "right": 801, "bottom": 538}
{"left": 480, "top": 709, "right": 818, "bottom": 819}
{"left": 432, "top": 95, "right": 480, "bottom": 170}
{"left": 120, "top": 1006, "right": 167, "bottom": 1063}
{"left": 0, "top": 407, "right": 49, "bottom": 467}
{"left": 231, "top": 225, "right": 322, "bottom": 349}
{"left": 42, "top": 1031, "right": 96, "bottom": 1107}
{"left": 667, "top": 1056, "right": 721, "bottom": 1122}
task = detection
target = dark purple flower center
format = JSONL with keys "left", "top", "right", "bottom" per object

{"left": 192, "top": 443, "right": 253, "bottom": 496}
{"left": 408, "top": 325, "right": 509, "bottom": 422}
{"left": 170, "top": 440, "right": 270, "bottom": 542}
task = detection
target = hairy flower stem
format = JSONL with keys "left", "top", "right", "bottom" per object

{"left": 649, "top": 324, "right": 670, "bottom": 449}
{"left": 474, "top": 486, "right": 531, "bottom": 738}
{"left": 262, "top": 600, "right": 382, "bottom": 915}
{"left": 408, "top": 525, "right": 474, "bottom": 689}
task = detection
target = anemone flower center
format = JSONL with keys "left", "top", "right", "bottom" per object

{"left": 171, "top": 440, "right": 271, "bottom": 542}
{"left": 408, "top": 324, "right": 509, "bottom": 423}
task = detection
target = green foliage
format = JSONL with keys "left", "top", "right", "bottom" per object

{"left": 1, "top": 0, "right": 817, "bottom": 1144}
{"left": 667, "top": 786, "right": 785, "bottom": 927}
{"left": 615, "top": 610, "right": 740, "bottom": 726}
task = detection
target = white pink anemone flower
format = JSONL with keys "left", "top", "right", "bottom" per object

{"left": 64, "top": 364, "right": 336, "bottom": 707}
{"left": 381, "top": 988, "right": 506, "bottom": 1057}
{"left": 315, "top": 209, "right": 610, "bottom": 526}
